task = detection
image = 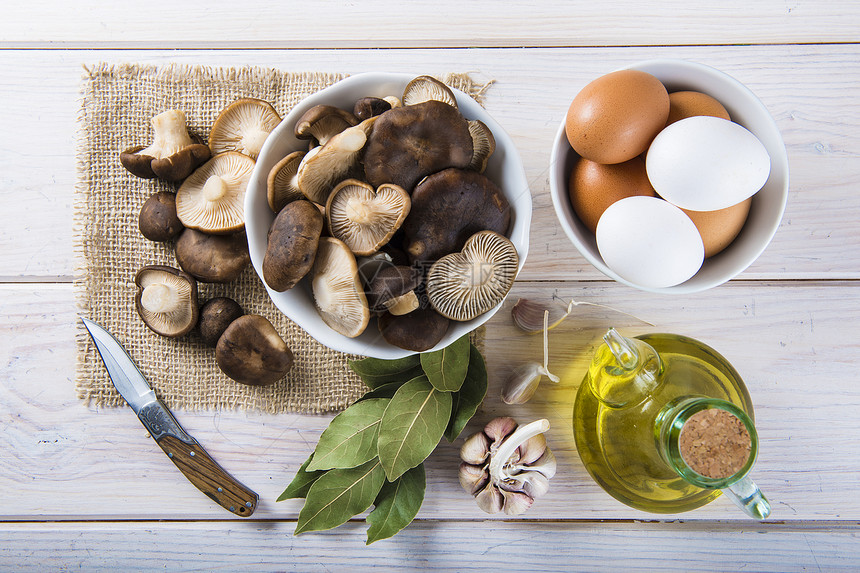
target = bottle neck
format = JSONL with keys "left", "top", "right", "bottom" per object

{"left": 589, "top": 329, "right": 663, "bottom": 409}
{"left": 655, "top": 397, "right": 758, "bottom": 489}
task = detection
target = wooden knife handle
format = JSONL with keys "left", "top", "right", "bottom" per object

{"left": 155, "top": 434, "right": 259, "bottom": 517}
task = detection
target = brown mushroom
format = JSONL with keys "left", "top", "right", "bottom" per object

{"left": 403, "top": 168, "right": 511, "bottom": 263}
{"left": 468, "top": 119, "right": 496, "bottom": 173}
{"left": 119, "top": 109, "right": 211, "bottom": 181}
{"left": 311, "top": 237, "right": 370, "bottom": 338}
{"left": 426, "top": 231, "right": 519, "bottom": 322}
{"left": 366, "top": 265, "right": 422, "bottom": 315}
{"left": 295, "top": 117, "right": 376, "bottom": 205}
{"left": 294, "top": 105, "right": 359, "bottom": 146}
{"left": 209, "top": 98, "right": 281, "bottom": 160}
{"left": 262, "top": 199, "right": 324, "bottom": 291}
{"left": 175, "top": 152, "right": 256, "bottom": 234}
{"left": 378, "top": 307, "right": 449, "bottom": 352}
{"left": 139, "top": 192, "right": 184, "bottom": 242}
{"left": 402, "top": 75, "right": 458, "bottom": 108}
{"left": 362, "top": 100, "right": 473, "bottom": 191}
{"left": 198, "top": 297, "right": 244, "bottom": 347}
{"left": 134, "top": 265, "right": 199, "bottom": 338}
{"left": 267, "top": 151, "right": 305, "bottom": 213}
{"left": 215, "top": 314, "right": 293, "bottom": 386}
{"left": 326, "top": 179, "right": 411, "bottom": 256}
{"left": 175, "top": 228, "right": 250, "bottom": 283}
{"left": 353, "top": 97, "right": 392, "bottom": 121}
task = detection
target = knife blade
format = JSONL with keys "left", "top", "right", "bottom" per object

{"left": 82, "top": 317, "right": 258, "bottom": 517}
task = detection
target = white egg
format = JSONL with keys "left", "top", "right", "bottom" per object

{"left": 596, "top": 196, "right": 704, "bottom": 289}
{"left": 646, "top": 116, "right": 771, "bottom": 212}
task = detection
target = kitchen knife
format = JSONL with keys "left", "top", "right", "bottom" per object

{"left": 82, "top": 317, "right": 258, "bottom": 517}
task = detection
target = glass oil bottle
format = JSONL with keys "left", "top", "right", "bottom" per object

{"left": 573, "top": 328, "right": 770, "bottom": 518}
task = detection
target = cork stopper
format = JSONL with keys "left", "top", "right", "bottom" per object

{"left": 679, "top": 408, "right": 751, "bottom": 479}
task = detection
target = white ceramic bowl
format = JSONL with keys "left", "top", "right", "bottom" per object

{"left": 549, "top": 59, "right": 789, "bottom": 293}
{"left": 246, "top": 72, "right": 532, "bottom": 358}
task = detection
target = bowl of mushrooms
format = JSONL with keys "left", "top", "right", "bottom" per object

{"left": 245, "top": 73, "right": 532, "bottom": 358}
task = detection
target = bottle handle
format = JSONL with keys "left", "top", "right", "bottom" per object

{"left": 721, "top": 475, "right": 771, "bottom": 519}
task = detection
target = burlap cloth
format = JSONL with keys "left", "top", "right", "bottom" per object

{"left": 75, "top": 63, "right": 490, "bottom": 413}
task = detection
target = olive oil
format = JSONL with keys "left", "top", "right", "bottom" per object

{"left": 573, "top": 331, "right": 755, "bottom": 514}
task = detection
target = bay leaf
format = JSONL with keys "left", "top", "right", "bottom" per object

{"left": 307, "top": 398, "right": 389, "bottom": 471}
{"left": 295, "top": 458, "right": 386, "bottom": 535}
{"left": 357, "top": 381, "right": 405, "bottom": 402}
{"left": 444, "top": 344, "right": 489, "bottom": 442}
{"left": 349, "top": 355, "right": 423, "bottom": 389}
{"left": 366, "top": 463, "right": 426, "bottom": 545}
{"left": 377, "top": 376, "right": 452, "bottom": 481}
{"left": 420, "top": 333, "right": 470, "bottom": 392}
{"left": 277, "top": 453, "right": 324, "bottom": 501}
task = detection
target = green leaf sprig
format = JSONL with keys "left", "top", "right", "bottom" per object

{"left": 278, "top": 333, "right": 487, "bottom": 544}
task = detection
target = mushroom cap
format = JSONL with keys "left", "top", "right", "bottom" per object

{"left": 362, "top": 100, "right": 473, "bottom": 191}
{"left": 378, "top": 307, "right": 449, "bottom": 352}
{"left": 139, "top": 191, "right": 184, "bottom": 242}
{"left": 120, "top": 109, "right": 212, "bottom": 182}
{"left": 402, "top": 75, "right": 458, "bottom": 108}
{"left": 198, "top": 297, "right": 244, "bottom": 347}
{"left": 266, "top": 151, "right": 305, "bottom": 213}
{"left": 325, "top": 179, "right": 411, "bottom": 256}
{"left": 175, "top": 228, "right": 250, "bottom": 283}
{"left": 176, "top": 152, "right": 255, "bottom": 234}
{"left": 134, "top": 265, "right": 199, "bottom": 337}
{"left": 366, "top": 265, "right": 422, "bottom": 312}
{"left": 403, "top": 168, "right": 511, "bottom": 263}
{"left": 209, "top": 98, "right": 282, "bottom": 160}
{"left": 311, "top": 237, "right": 370, "bottom": 338}
{"left": 262, "top": 199, "right": 324, "bottom": 292}
{"left": 215, "top": 314, "right": 293, "bottom": 386}
{"left": 426, "top": 230, "right": 519, "bottom": 322}
{"left": 294, "top": 105, "right": 358, "bottom": 146}
{"left": 468, "top": 119, "right": 496, "bottom": 173}
{"left": 353, "top": 97, "right": 393, "bottom": 121}
{"left": 295, "top": 118, "right": 375, "bottom": 205}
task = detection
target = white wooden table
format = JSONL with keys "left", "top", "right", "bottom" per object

{"left": 2, "top": 2, "right": 859, "bottom": 570}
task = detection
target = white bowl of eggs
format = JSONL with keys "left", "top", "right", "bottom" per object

{"left": 549, "top": 59, "right": 789, "bottom": 293}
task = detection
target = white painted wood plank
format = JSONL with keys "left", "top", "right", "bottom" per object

{"left": 1, "top": 520, "right": 858, "bottom": 572}
{"left": 1, "top": 45, "right": 858, "bottom": 280}
{"left": 2, "top": 1, "right": 858, "bottom": 47}
{"left": 2, "top": 281, "right": 858, "bottom": 521}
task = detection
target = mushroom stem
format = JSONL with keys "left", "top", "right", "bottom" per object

{"left": 345, "top": 197, "right": 374, "bottom": 225}
{"left": 203, "top": 175, "right": 229, "bottom": 202}
{"left": 385, "top": 291, "right": 420, "bottom": 316}
{"left": 140, "top": 283, "right": 180, "bottom": 314}
{"left": 488, "top": 419, "right": 551, "bottom": 484}
{"left": 241, "top": 127, "right": 271, "bottom": 160}
{"left": 141, "top": 109, "right": 195, "bottom": 158}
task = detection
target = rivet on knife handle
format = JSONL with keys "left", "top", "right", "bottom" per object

{"left": 137, "top": 400, "right": 258, "bottom": 517}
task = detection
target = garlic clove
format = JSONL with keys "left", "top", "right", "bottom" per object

{"left": 521, "top": 472, "right": 550, "bottom": 499}
{"left": 474, "top": 483, "right": 504, "bottom": 514}
{"left": 483, "top": 416, "right": 518, "bottom": 446}
{"left": 530, "top": 447, "right": 558, "bottom": 480}
{"left": 458, "top": 462, "right": 490, "bottom": 495}
{"left": 511, "top": 298, "right": 570, "bottom": 334}
{"left": 460, "top": 431, "right": 490, "bottom": 465}
{"left": 500, "top": 489, "right": 534, "bottom": 516}
{"left": 501, "top": 362, "right": 544, "bottom": 404}
{"left": 517, "top": 433, "right": 548, "bottom": 465}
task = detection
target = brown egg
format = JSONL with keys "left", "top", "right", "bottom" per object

{"left": 681, "top": 197, "right": 751, "bottom": 258}
{"left": 569, "top": 156, "right": 656, "bottom": 233}
{"left": 666, "top": 91, "right": 731, "bottom": 126}
{"left": 565, "top": 70, "right": 669, "bottom": 164}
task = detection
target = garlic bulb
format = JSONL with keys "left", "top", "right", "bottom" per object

{"left": 458, "top": 417, "right": 556, "bottom": 515}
